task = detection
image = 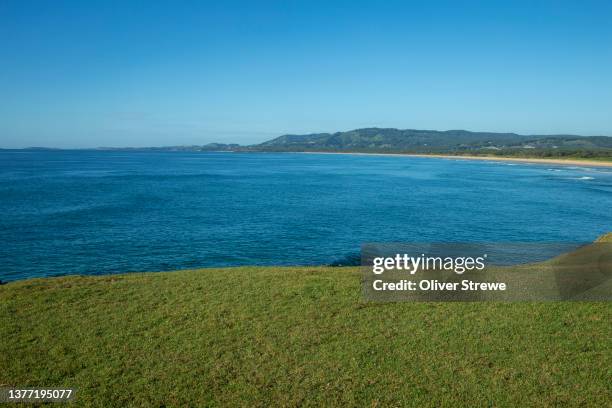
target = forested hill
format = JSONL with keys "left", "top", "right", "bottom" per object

{"left": 11, "top": 128, "right": 612, "bottom": 158}
{"left": 250, "top": 128, "right": 612, "bottom": 157}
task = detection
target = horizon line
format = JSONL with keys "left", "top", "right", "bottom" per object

{"left": 2, "top": 126, "right": 612, "bottom": 150}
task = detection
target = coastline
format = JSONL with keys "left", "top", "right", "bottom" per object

{"left": 296, "top": 151, "right": 612, "bottom": 167}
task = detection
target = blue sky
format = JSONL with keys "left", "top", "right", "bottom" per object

{"left": 1, "top": 0, "right": 611, "bottom": 148}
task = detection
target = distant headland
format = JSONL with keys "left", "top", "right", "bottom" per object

{"left": 6, "top": 127, "right": 612, "bottom": 162}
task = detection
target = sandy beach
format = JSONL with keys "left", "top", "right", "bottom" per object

{"left": 298, "top": 152, "right": 612, "bottom": 168}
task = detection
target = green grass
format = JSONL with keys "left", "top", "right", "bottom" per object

{"left": 1, "top": 266, "right": 610, "bottom": 407}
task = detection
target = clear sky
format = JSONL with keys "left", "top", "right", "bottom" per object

{"left": 1, "top": 0, "right": 611, "bottom": 148}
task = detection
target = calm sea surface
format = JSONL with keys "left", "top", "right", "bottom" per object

{"left": 1, "top": 150, "right": 611, "bottom": 281}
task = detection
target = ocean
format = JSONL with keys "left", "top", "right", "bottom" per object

{"left": 1, "top": 150, "right": 611, "bottom": 281}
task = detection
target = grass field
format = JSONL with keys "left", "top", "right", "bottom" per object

{"left": 1, "top": 264, "right": 610, "bottom": 407}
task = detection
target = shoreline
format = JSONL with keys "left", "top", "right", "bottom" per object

{"left": 296, "top": 151, "right": 612, "bottom": 167}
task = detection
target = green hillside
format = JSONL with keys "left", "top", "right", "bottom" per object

{"left": 19, "top": 127, "right": 612, "bottom": 159}
{"left": 1, "top": 251, "right": 610, "bottom": 406}
{"left": 252, "top": 128, "right": 612, "bottom": 158}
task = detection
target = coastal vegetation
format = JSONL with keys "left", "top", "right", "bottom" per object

{"left": 7, "top": 128, "right": 612, "bottom": 161}
{"left": 249, "top": 128, "right": 612, "bottom": 160}
{"left": 2, "top": 239, "right": 611, "bottom": 406}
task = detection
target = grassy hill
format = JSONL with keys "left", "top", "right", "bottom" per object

{"left": 1, "top": 258, "right": 610, "bottom": 406}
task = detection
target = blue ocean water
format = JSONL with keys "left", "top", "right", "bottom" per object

{"left": 0, "top": 150, "right": 611, "bottom": 281}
